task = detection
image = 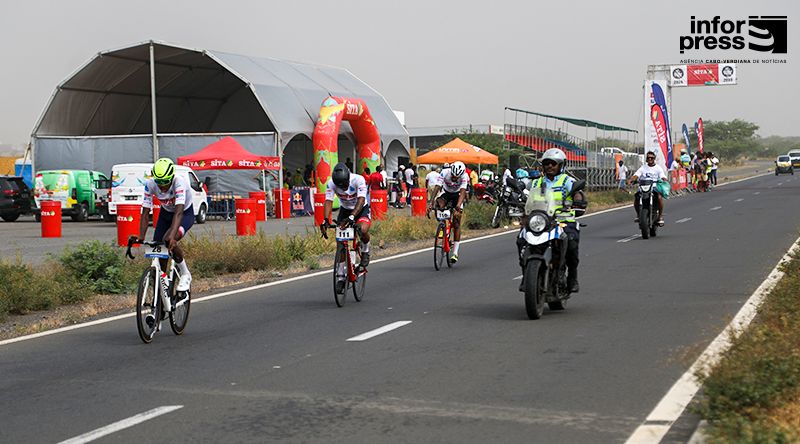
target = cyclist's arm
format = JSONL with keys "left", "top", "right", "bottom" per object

{"left": 323, "top": 199, "right": 333, "bottom": 224}
{"left": 429, "top": 185, "right": 442, "bottom": 208}
{"left": 455, "top": 188, "right": 466, "bottom": 211}
{"left": 137, "top": 185, "right": 154, "bottom": 241}
{"left": 351, "top": 196, "right": 365, "bottom": 220}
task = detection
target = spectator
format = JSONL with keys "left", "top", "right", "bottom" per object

{"left": 502, "top": 165, "right": 513, "bottom": 186}
{"left": 369, "top": 165, "right": 385, "bottom": 191}
{"left": 425, "top": 167, "right": 441, "bottom": 201}
{"left": 362, "top": 167, "right": 372, "bottom": 188}
{"left": 345, "top": 157, "right": 354, "bottom": 173}
{"left": 709, "top": 152, "right": 719, "bottom": 186}
{"left": 617, "top": 159, "right": 629, "bottom": 192}
{"left": 404, "top": 163, "right": 416, "bottom": 202}
{"left": 291, "top": 168, "right": 306, "bottom": 187}
{"left": 379, "top": 164, "right": 388, "bottom": 189}
{"left": 303, "top": 163, "right": 314, "bottom": 186}
{"left": 480, "top": 168, "right": 495, "bottom": 182}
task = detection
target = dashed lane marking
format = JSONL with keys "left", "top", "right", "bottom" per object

{"left": 347, "top": 321, "right": 413, "bottom": 341}
{"left": 58, "top": 406, "right": 183, "bottom": 444}
{"left": 617, "top": 234, "right": 641, "bottom": 243}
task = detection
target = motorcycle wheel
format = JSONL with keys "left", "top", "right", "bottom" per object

{"left": 650, "top": 225, "right": 657, "bottom": 237}
{"left": 524, "top": 260, "right": 545, "bottom": 320}
{"left": 491, "top": 205, "right": 503, "bottom": 228}
{"left": 639, "top": 208, "right": 650, "bottom": 239}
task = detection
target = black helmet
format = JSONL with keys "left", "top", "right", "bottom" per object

{"left": 332, "top": 163, "right": 350, "bottom": 189}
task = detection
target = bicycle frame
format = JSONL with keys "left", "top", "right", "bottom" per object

{"left": 337, "top": 226, "right": 364, "bottom": 282}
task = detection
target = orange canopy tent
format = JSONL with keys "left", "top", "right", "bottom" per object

{"left": 416, "top": 137, "right": 499, "bottom": 165}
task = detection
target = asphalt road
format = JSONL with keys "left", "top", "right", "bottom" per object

{"left": 2, "top": 171, "right": 799, "bottom": 443}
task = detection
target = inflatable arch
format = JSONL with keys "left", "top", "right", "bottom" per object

{"left": 312, "top": 96, "right": 381, "bottom": 192}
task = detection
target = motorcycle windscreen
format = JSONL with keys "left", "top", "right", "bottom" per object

{"left": 525, "top": 187, "right": 558, "bottom": 216}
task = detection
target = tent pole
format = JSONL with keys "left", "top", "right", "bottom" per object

{"left": 149, "top": 42, "right": 159, "bottom": 161}
{"left": 262, "top": 170, "right": 266, "bottom": 193}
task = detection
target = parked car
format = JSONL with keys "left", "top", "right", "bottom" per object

{"left": 0, "top": 176, "right": 33, "bottom": 222}
{"left": 788, "top": 150, "right": 800, "bottom": 169}
{"left": 109, "top": 163, "right": 208, "bottom": 223}
{"left": 33, "top": 170, "right": 110, "bottom": 221}
{"left": 775, "top": 155, "right": 794, "bottom": 175}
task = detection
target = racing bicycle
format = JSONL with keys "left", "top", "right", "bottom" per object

{"left": 322, "top": 221, "right": 367, "bottom": 307}
{"left": 126, "top": 238, "right": 191, "bottom": 343}
{"left": 432, "top": 206, "right": 455, "bottom": 270}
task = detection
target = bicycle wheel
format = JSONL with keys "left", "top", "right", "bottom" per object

{"left": 445, "top": 223, "right": 453, "bottom": 268}
{"left": 136, "top": 266, "right": 159, "bottom": 344}
{"left": 352, "top": 247, "right": 367, "bottom": 302}
{"left": 333, "top": 243, "right": 348, "bottom": 307}
{"left": 433, "top": 223, "right": 446, "bottom": 270}
{"left": 169, "top": 269, "right": 191, "bottom": 335}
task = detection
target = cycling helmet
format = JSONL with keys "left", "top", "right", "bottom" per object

{"left": 152, "top": 158, "right": 175, "bottom": 184}
{"left": 515, "top": 168, "right": 529, "bottom": 179}
{"left": 541, "top": 148, "right": 567, "bottom": 164}
{"left": 450, "top": 161, "right": 466, "bottom": 177}
{"left": 331, "top": 163, "right": 350, "bottom": 189}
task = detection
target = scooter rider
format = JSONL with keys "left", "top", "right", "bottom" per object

{"left": 517, "top": 148, "right": 582, "bottom": 293}
{"left": 627, "top": 151, "right": 667, "bottom": 226}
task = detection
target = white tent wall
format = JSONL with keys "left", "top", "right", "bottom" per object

{"left": 385, "top": 140, "right": 406, "bottom": 175}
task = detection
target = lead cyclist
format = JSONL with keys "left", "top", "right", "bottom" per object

{"left": 320, "top": 163, "right": 372, "bottom": 270}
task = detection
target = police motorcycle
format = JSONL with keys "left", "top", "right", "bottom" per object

{"left": 518, "top": 179, "right": 586, "bottom": 320}
{"left": 634, "top": 179, "right": 659, "bottom": 239}
{"left": 490, "top": 177, "right": 528, "bottom": 228}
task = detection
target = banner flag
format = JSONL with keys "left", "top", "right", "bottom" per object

{"left": 651, "top": 83, "right": 674, "bottom": 169}
{"left": 697, "top": 118, "right": 705, "bottom": 153}
{"left": 650, "top": 104, "right": 670, "bottom": 173}
{"left": 682, "top": 123, "right": 691, "bottom": 155}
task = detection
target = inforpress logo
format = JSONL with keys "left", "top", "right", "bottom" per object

{"left": 679, "top": 16, "right": 787, "bottom": 54}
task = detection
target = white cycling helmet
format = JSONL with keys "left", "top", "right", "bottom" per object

{"left": 541, "top": 148, "right": 567, "bottom": 164}
{"left": 450, "top": 161, "right": 466, "bottom": 177}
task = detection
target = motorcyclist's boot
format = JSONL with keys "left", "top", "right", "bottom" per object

{"left": 567, "top": 269, "right": 579, "bottom": 293}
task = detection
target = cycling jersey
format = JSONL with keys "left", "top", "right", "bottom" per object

{"left": 142, "top": 175, "right": 193, "bottom": 213}
{"left": 433, "top": 168, "right": 469, "bottom": 193}
{"left": 325, "top": 174, "right": 369, "bottom": 210}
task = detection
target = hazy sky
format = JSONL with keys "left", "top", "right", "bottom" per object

{"left": 0, "top": 0, "right": 796, "bottom": 145}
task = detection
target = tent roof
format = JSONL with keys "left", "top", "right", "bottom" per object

{"left": 33, "top": 40, "right": 409, "bottom": 152}
{"left": 417, "top": 137, "right": 499, "bottom": 165}
{"left": 176, "top": 136, "right": 279, "bottom": 170}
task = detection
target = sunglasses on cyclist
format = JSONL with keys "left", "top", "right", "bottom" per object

{"left": 154, "top": 178, "right": 172, "bottom": 185}
{"left": 542, "top": 160, "right": 557, "bottom": 167}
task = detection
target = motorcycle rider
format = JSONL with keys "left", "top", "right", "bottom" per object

{"left": 427, "top": 161, "right": 469, "bottom": 263}
{"left": 517, "top": 148, "right": 582, "bottom": 293}
{"left": 627, "top": 151, "right": 667, "bottom": 226}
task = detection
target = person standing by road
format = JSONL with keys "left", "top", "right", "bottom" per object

{"left": 709, "top": 152, "right": 719, "bottom": 186}
{"left": 425, "top": 167, "right": 441, "bottom": 201}
{"left": 404, "top": 163, "right": 416, "bottom": 203}
{"left": 617, "top": 160, "right": 629, "bottom": 192}
{"left": 369, "top": 165, "right": 385, "bottom": 191}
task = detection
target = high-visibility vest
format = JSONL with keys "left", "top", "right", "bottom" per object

{"left": 531, "top": 173, "right": 575, "bottom": 222}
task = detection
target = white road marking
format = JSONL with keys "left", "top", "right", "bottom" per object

{"left": 0, "top": 171, "right": 773, "bottom": 348}
{"left": 735, "top": 198, "right": 744, "bottom": 202}
{"left": 754, "top": 191, "right": 760, "bottom": 195}
{"left": 709, "top": 206, "right": 722, "bottom": 211}
{"left": 778, "top": 182, "right": 783, "bottom": 186}
{"left": 512, "top": 275, "right": 522, "bottom": 280}
{"left": 625, "top": 236, "right": 800, "bottom": 444}
{"left": 617, "top": 234, "right": 640, "bottom": 243}
{"left": 675, "top": 218, "right": 692, "bottom": 224}
{"left": 58, "top": 405, "right": 183, "bottom": 444}
{"left": 347, "top": 321, "right": 412, "bottom": 341}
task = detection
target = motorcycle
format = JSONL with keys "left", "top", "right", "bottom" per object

{"left": 491, "top": 178, "right": 528, "bottom": 228}
{"left": 473, "top": 181, "right": 495, "bottom": 205}
{"left": 518, "top": 180, "right": 586, "bottom": 320}
{"left": 635, "top": 179, "right": 660, "bottom": 239}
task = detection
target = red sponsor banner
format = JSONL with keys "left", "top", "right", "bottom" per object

{"left": 687, "top": 64, "right": 719, "bottom": 86}
{"left": 650, "top": 104, "right": 669, "bottom": 163}
{"left": 697, "top": 118, "right": 705, "bottom": 153}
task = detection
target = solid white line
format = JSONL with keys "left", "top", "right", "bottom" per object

{"left": 346, "top": 321, "right": 412, "bottom": 341}
{"left": 512, "top": 275, "right": 523, "bottom": 280}
{"left": 2, "top": 171, "right": 771, "bottom": 347}
{"left": 617, "top": 234, "right": 640, "bottom": 243}
{"left": 675, "top": 218, "right": 692, "bottom": 224}
{"left": 709, "top": 206, "right": 722, "bottom": 211}
{"left": 57, "top": 405, "right": 183, "bottom": 444}
{"left": 625, "top": 235, "right": 800, "bottom": 444}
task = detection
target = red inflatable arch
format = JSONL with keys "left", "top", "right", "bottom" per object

{"left": 312, "top": 96, "right": 381, "bottom": 192}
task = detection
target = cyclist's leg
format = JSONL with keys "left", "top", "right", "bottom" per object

{"left": 355, "top": 207, "right": 372, "bottom": 268}
{"left": 152, "top": 209, "right": 175, "bottom": 271}
{"left": 173, "top": 206, "right": 195, "bottom": 291}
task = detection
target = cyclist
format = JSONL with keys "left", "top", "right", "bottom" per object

{"left": 131, "top": 157, "right": 194, "bottom": 292}
{"left": 320, "top": 163, "right": 372, "bottom": 270}
{"left": 517, "top": 148, "right": 582, "bottom": 292}
{"left": 427, "top": 161, "right": 469, "bottom": 263}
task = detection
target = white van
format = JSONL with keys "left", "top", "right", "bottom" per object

{"left": 109, "top": 163, "right": 208, "bottom": 223}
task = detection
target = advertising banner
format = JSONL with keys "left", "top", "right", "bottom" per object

{"left": 669, "top": 64, "right": 737, "bottom": 87}
{"left": 697, "top": 118, "right": 705, "bottom": 153}
{"left": 644, "top": 80, "right": 669, "bottom": 163}
{"left": 682, "top": 123, "right": 692, "bottom": 154}
{"left": 651, "top": 83, "right": 674, "bottom": 169}
{"left": 650, "top": 104, "right": 670, "bottom": 172}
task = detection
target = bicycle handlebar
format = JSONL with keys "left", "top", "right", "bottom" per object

{"left": 125, "top": 238, "right": 166, "bottom": 260}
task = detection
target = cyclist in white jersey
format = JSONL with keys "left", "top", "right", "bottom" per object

{"left": 321, "top": 163, "right": 372, "bottom": 269}
{"left": 427, "top": 161, "right": 469, "bottom": 263}
{"left": 131, "top": 157, "right": 194, "bottom": 292}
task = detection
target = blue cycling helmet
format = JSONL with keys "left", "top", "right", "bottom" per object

{"left": 515, "top": 168, "right": 529, "bottom": 179}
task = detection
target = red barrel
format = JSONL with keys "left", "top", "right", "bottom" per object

{"left": 313, "top": 192, "right": 326, "bottom": 226}
{"left": 40, "top": 200, "right": 62, "bottom": 238}
{"left": 410, "top": 188, "right": 427, "bottom": 217}
{"left": 235, "top": 198, "right": 257, "bottom": 236}
{"left": 151, "top": 196, "right": 161, "bottom": 227}
{"left": 249, "top": 191, "right": 267, "bottom": 221}
{"left": 370, "top": 189, "right": 388, "bottom": 220}
{"left": 116, "top": 204, "right": 142, "bottom": 246}
{"left": 273, "top": 188, "right": 291, "bottom": 219}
